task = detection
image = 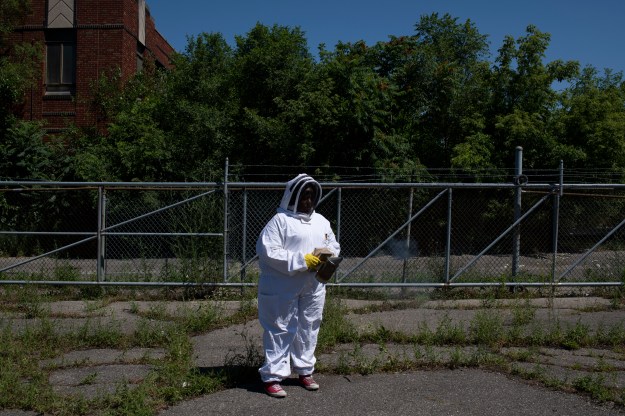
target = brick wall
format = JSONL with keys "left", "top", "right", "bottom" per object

{"left": 144, "top": 6, "right": 174, "bottom": 68}
{"left": 11, "top": 0, "right": 175, "bottom": 132}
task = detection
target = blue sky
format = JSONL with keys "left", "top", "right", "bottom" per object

{"left": 148, "top": 0, "right": 625, "bottom": 74}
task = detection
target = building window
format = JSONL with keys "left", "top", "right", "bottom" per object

{"left": 45, "top": 30, "right": 75, "bottom": 95}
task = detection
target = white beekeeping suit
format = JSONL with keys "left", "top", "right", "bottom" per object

{"left": 256, "top": 173, "right": 340, "bottom": 384}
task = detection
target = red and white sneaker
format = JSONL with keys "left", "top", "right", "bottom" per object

{"left": 299, "top": 375, "right": 319, "bottom": 391}
{"left": 264, "top": 382, "right": 287, "bottom": 398}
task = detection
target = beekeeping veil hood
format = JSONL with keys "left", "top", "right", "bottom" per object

{"left": 278, "top": 173, "right": 322, "bottom": 221}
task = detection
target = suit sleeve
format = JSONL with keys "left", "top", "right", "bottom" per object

{"left": 256, "top": 216, "right": 308, "bottom": 276}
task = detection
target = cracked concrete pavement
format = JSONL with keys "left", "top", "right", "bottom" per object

{"left": 1, "top": 296, "right": 625, "bottom": 415}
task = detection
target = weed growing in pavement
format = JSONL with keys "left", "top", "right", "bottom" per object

{"left": 98, "top": 381, "right": 158, "bottom": 416}
{"left": 332, "top": 294, "right": 624, "bottom": 408}
{"left": 75, "top": 317, "right": 126, "bottom": 349}
{"left": 469, "top": 310, "right": 504, "bottom": 347}
{"left": 133, "top": 317, "right": 171, "bottom": 347}
{"left": 511, "top": 298, "right": 537, "bottom": 326}
{"left": 361, "top": 324, "right": 414, "bottom": 345}
{"left": 178, "top": 303, "right": 220, "bottom": 334}
{"left": 422, "top": 344, "right": 441, "bottom": 364}
{"left": 434, "top": 314, "right": 466, "bottom": 345}
{"left": 469, "top": 346, "right": 507, "bottom": 367}
{"left": 380, "top": 351, "right": 415, "bottom": 372}
{"left": 573, "top": 374, "right": 614, "bottom": 402}
{"left": 598, "top": 323, "right": 625, "bottom": 348}
{"left": 501, "top": 347, "right": 537, "bottom": 363}
{"left": 83, "top": 298, "right": 110, "bottom": 314}
{"left": 349, "top": 297, "right": 430, "bottom": 315}
{"left": 594, "top": 356, "right": 616, "bottom": 373}
{"left": 129, "top": 301, "right": 140, "bottom": 314}
{"left": 2, "top": 285, "right": 625, "bottom": 413}
{"left": 144, "top": 302, "right": 168, "bottom": 321}
{"left": 317, "top": 298, "right": 358, "bottom": 350}
{"left": 344, "top": 343, "right": 379, "bottom": 375}
{"left": 100, "top": 327, "right": 223, "bottom": 414}
{"left": 414, "top": 321, "right": 435, "bottom": 345}
{"left": 223, "top": 329, "right": 264, "bottom": 386}
{"left": 0, "top": 290, "right": 238, "bottom": 414}
{"left": 525, "top": 321, "right": 548, "bottom": 346}
{"left": 505, "top": 324, "right": 524, "bottom": 345}
{"left": 235, "top": 297, "right": 259, "bottom": 321}
{"left": 5, "top": 285, "right": 52, "bottom": 319}
{"left": 562, "top": 321, "right": 592, "bottom": 350}
{"left": 326, "top": 287, "right": 377, "bottom": 301}
{"left": 480, "top": 294, "right": 502, "bottom": 309}
{"left": 510, "top": 362, "right": 567, "bottom": 390}
{"left": 448, "top": 346, "right": 465, "bottom": 369}
{"left": 412, "top": 344, "right": 425, "bottom": 361}
{"left": 78, "top": 372, "right": 98, "bottom": 386}
{"left": 52, "top": 262, "right": 81, "bottom": 281}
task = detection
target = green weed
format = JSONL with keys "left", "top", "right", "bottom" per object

{"left": 179, "top": 304, "right": 219, "bottom": 333}
{"left": 75, "top": 318, "right": 126, "bottom": 349}
{"left": 511, "top": 299, "right": 537, "bottom": 326}
{"left": 469, "top": 310, "right": 504, "bottom": 347}
{"left": 318, "top": 299, "right": 358, "bottom": 350}
{"left": 223, "top": 329, "right": 264, "bottom": 386}
{"left": 434, "top": 314, "right": 466, "bottom": 345}
{"left": 562, "top": 321, "right": 592, "bottom": 350}
{"left": 573, "top": 374, "right": 613, "bottom": 402}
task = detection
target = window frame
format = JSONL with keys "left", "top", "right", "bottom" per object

{"left": 45, "top": 29, "right": 76, "bottom": 96}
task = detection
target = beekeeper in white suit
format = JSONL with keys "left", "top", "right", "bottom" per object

{"left": 256, "top": 173, "right": 340, "bottom": 398}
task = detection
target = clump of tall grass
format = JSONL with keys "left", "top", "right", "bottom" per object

{"left": 317, "top": 298, "right": 358, "bottom": 350}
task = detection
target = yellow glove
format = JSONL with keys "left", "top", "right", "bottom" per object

{"left": 304, "top": 253, "right": 321, "bottom": 270}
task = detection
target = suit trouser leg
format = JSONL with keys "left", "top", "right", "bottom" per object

{"left": 291, "top": 283, "right": 326, "bottom": 375}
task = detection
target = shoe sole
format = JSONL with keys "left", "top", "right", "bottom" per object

{"left": 301, "top": 383, "right": 319, "bottom": 391}
{"left": 265, "top": 389, "right": 287, "bottom": 398}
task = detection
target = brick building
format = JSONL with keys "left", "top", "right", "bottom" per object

{"left": 11, "top": 0, "right": 175, "bottom": 133}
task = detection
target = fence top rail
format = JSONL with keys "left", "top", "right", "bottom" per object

{"left": 2, "top": 180, "right": 625, "bottom": 190}
{"left": 0, "top": 181, "right": 223, "bottom": 188}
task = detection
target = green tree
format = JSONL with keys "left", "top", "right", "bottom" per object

{"left": 0, "top": 0, "right": 29, "bottom": 45}
{"left": 0, "top": 0, "right": 40, "bottom": 139}
{"left": 229, "top": 23, "right": 316, "bottom": 168}
{"left": 408, "top": 13, "right": 491, "bottom": 169}
{"left": 158, "top": 32, "right": 236, "bottom": 180}
{"left": 70, "top": 64, "right": 172, "bottom": 182}
{"left": 0, "top": 121, "right": 69, "bottom": 180}
{"left": 311, "top": 41, "right": 399, "bottom": 171}
{"left": 488, "top": 25, "right": 579, "bottom": 169}
{"left": 559, "top": 67, "right": 625, "bottom": 174}
{"left": 0, "top": 121, "right": 84, "bottom": 256}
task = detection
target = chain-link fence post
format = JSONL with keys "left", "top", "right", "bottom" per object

{"left": 551, "top": 160, "right": 563, "bottom": 283}
{"left": 334, "top": 187, "right": 342, "bottom": 283}
{"left": 223, "top": 158, "right": 229, "bottom": 282}
{"left": 241, "top": 187, "right": 248, "bottom": 283}
{"left": 444, "top": 187, "right": 452, "bottom": 284}
{"left": 512, "top": 146, "right": 523, "bottom": 278}
{"left": 402, "top": 187, "right": 414, "bottom": 284}
{"left": 96, "top": 186, "right": 106, "bottom": 283}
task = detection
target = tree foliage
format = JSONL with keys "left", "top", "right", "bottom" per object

{"left": 0, "top": 0, "right": 40, "bottom": 140}
{"left": 1, "top": 14, "right": 625, "bottom": 184}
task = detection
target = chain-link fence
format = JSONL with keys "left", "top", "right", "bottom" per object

{"left": 2, "top": 180, "right": 625, "bottom": 287}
